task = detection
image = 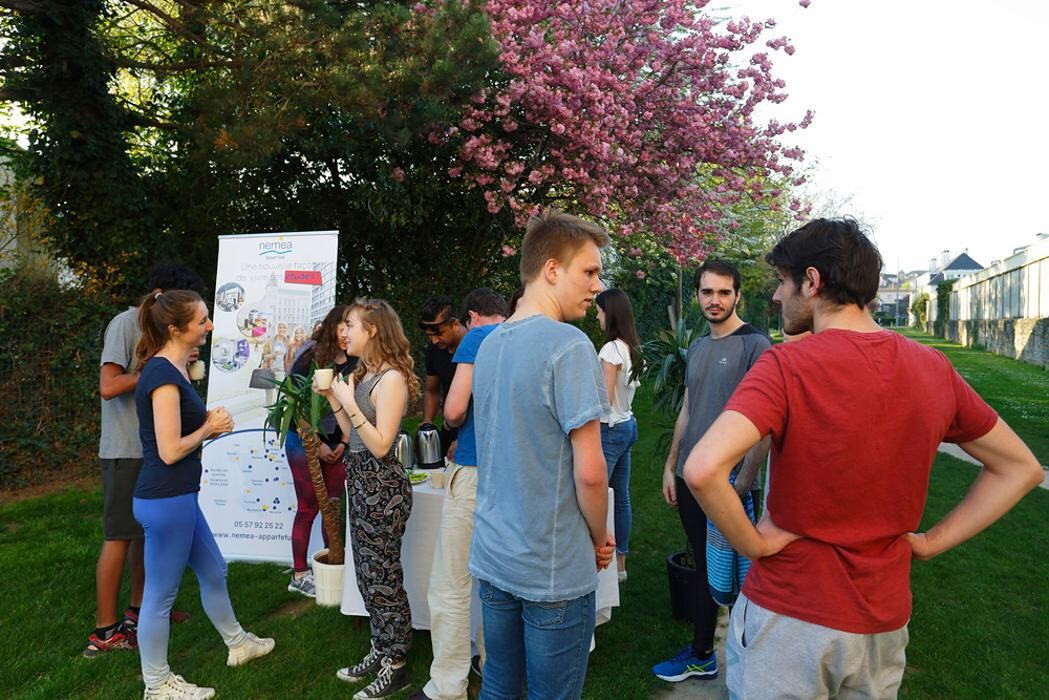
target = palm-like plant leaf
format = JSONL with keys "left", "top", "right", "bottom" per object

{"left": 260, "top": 364, "right": 344, "bottom": 565}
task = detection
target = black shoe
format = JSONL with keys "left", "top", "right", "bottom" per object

{"left": 471, "top": 654, "right": 483, "bottom": 678}
{"left": 337, "top": 647, "right": 382, "bottom": 683}
{"left": 354, "top": 658, "right": 409, "bottom": 699}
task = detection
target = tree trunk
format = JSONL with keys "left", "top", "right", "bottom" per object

{"left": 297, "top": 420, "right": 344, "bottom": 565}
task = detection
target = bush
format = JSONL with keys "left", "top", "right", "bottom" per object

{"left": 911, "top": 292, "right": 929, "bottom": 329}
{"left": 0, "top": 263, "right": 123, "bottom": 489}
{"left": 934, "top": 280, "right": 955, "bottom": 338}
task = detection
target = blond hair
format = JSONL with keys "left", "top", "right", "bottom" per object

{"left": 344, "top": 298, "right": 420, "bottom": 400}
{"left": 519, "top": 208, "right": 610, "bottom": 283}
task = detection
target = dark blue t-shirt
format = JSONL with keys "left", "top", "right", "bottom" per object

{"left": 134, "top": 356, "right": 208, "bottom": 499}
{"left": 450, "top": 323, "right": 499, "bottom": 466}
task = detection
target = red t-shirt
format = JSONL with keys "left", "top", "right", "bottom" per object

{"left": 725, "top": 329, "right": 997, "bottom": 633}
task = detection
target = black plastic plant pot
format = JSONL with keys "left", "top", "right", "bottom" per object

{"left": 666, "top": 551, "right": 698, "bottom": 623}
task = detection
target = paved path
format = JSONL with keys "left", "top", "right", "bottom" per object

{"left": 653, "top": 609, "right": 730, "bottom": 700}
{"left": 937, "top": 443, "right": 1049, "bottom": 490}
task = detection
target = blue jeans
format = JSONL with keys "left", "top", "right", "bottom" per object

{"left": 133, "top": 493, "right": 246, "bottom": 688}
{"left": 478, "top": 580, "right": 595, "bottom": 700}
{"left": 600, "top": 417, "right": 637, "bottom": 555}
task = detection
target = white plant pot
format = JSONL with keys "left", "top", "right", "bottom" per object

{"left": 312, "top": 548, "right": 345, "bottom": 608}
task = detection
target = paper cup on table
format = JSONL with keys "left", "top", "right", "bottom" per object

{"left": 314, "top": 368, "right": 334, "bottom": 390}
{"left": 188, "top": 361, "right": 206, "bottom": 381}
{"left": 430, "top": 470, "right": 445, "bottom": 489}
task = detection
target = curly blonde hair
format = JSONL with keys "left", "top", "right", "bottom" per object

{"left": 344, "top": 298, "right": 420, "bottom": 400}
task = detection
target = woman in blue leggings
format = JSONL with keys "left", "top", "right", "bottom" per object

{"left": 133, "top": 289, "right": 275, "bottom": 699}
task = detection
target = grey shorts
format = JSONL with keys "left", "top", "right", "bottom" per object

{"left": 101, "top": 458, "right": 144, "bottom": 540}
{"left": 727, "top": 593, "right": 908, "bottom": 700}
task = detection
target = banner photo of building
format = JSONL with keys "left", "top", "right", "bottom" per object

{"left": 201, "top": 230, "right": 339, "bottom": 563}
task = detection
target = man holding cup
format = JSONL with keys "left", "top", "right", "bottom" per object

{"left": 86, "top": 261, "right": 207, "bottom": 658}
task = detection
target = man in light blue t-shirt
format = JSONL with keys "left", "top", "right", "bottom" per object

{"left": 469, "top": 209, "right": 615, "bottom": 700}
{"left": 413, "top": 288, "right": 507, "bottom": 700}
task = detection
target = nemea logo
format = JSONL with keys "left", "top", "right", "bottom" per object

{"left": 258, "top": 239, "right": 293, "bottom": 257}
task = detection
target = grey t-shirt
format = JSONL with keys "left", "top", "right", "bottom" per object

{"left": 99, "top": 307, "right": 143, "bottom": 459}
{"left": 469, "top": 315, "right": 610, "bottom": 602}
{"left": 675, "top": 323, "right": 771, "bottom": 478}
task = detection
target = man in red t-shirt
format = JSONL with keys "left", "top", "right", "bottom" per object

{"left": 682, "top": 219, "right": 1043, "bottom": 699}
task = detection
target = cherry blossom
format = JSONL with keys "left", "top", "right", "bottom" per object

{"left": 428, "top": 0, "right": 811, "bottom": 262}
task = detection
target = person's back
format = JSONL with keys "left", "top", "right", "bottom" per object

{"left": 731, "top": 328, "right": 997, "bottom": 632}
{"left": 471, "top": 315, "right": 604, "bottom": 601}
{"left": 685, "top": 218, "right": 1042, "bottom": 700}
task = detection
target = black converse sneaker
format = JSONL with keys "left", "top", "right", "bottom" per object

{"left": 336, "top": 647, "right": 383, "bottom": 683}
{"left": 353, "top": 658, "right": 409, "bottom": 699}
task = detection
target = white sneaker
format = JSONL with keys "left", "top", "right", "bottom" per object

{"left": 143, "top": 673, "right": 215, "bottom": 699}
{"left": 226, "top": 632, "right": 275, "bottom": 667}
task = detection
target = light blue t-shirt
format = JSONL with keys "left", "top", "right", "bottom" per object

{"left": 450, "top": 323, "right": 499, "bottom": 467}
{"left": 468, "top": 314, "right": 610, "bottom": 602}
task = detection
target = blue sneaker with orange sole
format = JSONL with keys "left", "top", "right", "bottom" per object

{"left": 652, "top": 646, "right": 718, "bottom": 682}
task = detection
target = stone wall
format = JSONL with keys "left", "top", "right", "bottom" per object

{"left": 944, "top": 317, "right": 1049, "bottom": 369}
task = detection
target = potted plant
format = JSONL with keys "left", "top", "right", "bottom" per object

{"left": 643, "top": 319, "right": 703, "bottom": 621}
{"left": 264, "top": 367, "right": 345, "bottom": 606}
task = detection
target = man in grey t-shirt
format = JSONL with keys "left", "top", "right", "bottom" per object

{"left": 652, "top": 259, "right": 771, "bottom": 683}
{"left": 85, "top": 262, "right": 206, "bottom": 658}
{"left": 469, "top": 209, "right": 614, "bottom": 699}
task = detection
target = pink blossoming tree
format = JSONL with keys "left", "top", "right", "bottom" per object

{"left": 432, "top": 0, "right": 812, "bottom": 263}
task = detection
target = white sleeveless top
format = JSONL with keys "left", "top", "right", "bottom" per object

{"left": 598, "top": 339, "right": 639, "bottom": 426}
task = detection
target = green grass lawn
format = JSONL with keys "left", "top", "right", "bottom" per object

{"left": 897, "top": 328, "right": 1049, "bottom": 464}
{"left": 2, "top": 338, "right": 1047, "bottom": 698}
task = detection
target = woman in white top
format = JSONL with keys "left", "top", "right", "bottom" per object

{"left": 595, "top": 289, "right": 643, "bottom": 581}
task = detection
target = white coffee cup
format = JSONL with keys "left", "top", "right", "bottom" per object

{"left": 188, "top": 361, "right": 206, "bottom": 381}
{"left": 314, "top": 368, "right": 334, "bottom": 390}
{"left": 430, "top": 470, "right": 446, "bottom": 489}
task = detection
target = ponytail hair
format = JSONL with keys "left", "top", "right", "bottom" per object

{"left": 136, "top": 290, "right": 203, "bottom": 365}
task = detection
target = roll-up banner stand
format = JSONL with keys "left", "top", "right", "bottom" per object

{"left": 200, "top": 231, "right": 339, "bottom": 563}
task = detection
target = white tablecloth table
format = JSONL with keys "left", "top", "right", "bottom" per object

{"left": 340, "top": 481, "right": 620, "bottom": 636}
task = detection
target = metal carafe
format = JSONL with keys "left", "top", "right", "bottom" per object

{"left": 415, "top": 423, "right": 443, "bottom": 469}
{"left": 393, "top": 430, "right": 415, "bottom": 470}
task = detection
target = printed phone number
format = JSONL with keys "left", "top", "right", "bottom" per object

{"left": 233, "top": 521, "right": 285, "bottom": 530}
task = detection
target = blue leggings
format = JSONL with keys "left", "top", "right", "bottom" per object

{"left": 133, "top": 493, "right": 246, "bottom": 687}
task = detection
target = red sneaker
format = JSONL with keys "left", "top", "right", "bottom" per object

{"left": 83, "top": 627, "right": 135, "bottom": 658}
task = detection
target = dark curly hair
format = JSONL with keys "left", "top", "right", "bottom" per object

{"left": 301, "top": 304, "right": 348, "bottom": 369}
{"left": 766, "top": 218, "right": 882, "bottom": 308}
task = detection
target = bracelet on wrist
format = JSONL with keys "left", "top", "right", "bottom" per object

{"left": 333, "top": 404, "right": 344, "bottom": 414}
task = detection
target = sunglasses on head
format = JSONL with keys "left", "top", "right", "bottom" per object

{"left": 417, "top": 315, "right": 458, "bottom": 333}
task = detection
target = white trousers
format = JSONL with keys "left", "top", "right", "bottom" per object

{"left": 424, "top": 464, "right": 482, "bottom": 700}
